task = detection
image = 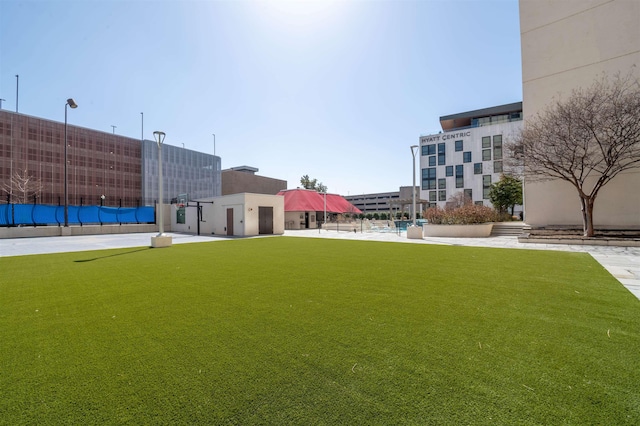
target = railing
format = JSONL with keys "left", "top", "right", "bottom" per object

{"left": 0, "top": 203, "right": 155, "bottom": 227}
{"left": 419, "top": 116, "right": 523, "bottom": 137}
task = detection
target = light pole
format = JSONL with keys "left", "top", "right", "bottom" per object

{"left": 111, "top": 125, "right": 116, "bottom": 134}
{"left": 0, "top": 98, "right": 5, "bottom": 109}
{"left": 408, "top": 144, "right": 423, "bottom": 239}
{"left": 151, "top": 131, "right": 172, "bottom": 247}
{"left": 154, "top": 131, "right": 166, "bottom": 235}
{"left": 411, "top": 145, "right": 418, "bottom": 226}
{"left": 64, "top": 98, "right": 78, "bottom": 227}
{"left": 324, "top": 191, "right": 327, "bottom": 231}
{"left": 212, "top": 133, "right": 216, "bottom": 156}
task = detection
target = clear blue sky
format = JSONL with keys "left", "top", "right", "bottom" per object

{"left": 0, "top": 0, "right": 522, "bottom": 196}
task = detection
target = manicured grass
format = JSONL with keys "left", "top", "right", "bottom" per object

{"left": 1, "top": 237, "right": 639, "bottom": 425}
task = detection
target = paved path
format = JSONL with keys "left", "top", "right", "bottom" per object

{"left": 1, "top": 230, "right": 639, "bottom": 301}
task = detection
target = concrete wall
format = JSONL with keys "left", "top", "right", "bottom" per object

{"left": 520, "top": 0, "right": 640, "bottom": 229}
{"left": 0, "top": 224, "right": 158, "bottom": 239}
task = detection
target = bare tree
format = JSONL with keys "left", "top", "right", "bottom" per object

{"left": 508, "top": 72, "right": 640, "bottom": 237}
{"left": 445, "top": 191, "right": 472, "bottom": 210}
{"left": 1, "top": 168, "right": 45, "bottom": 204}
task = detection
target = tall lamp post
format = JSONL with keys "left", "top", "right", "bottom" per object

{"left": 64, "top": 98, "right": 78, "bottom": 228}
{"left": 212, "top": 133, "right": 216, "bottom": 156}
{"left": 408, "top": 144, "right": 423, "bottom": 239}
{"left": 151, "top": 131, "right": 172, "bottom": 247}
{"left": 410, "top": 145, "right": 418, "bottom": 226}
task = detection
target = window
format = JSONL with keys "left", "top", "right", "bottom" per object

{"left": 429, "top": 155, "right": 436, "bottom": 167}
{"left": 474, "top": 163, "right": 482, "bottom": 174}
{"left": 483, "top": 175, "right": 492, "bottom": 199}
{"left": 438, "top": 190, "right": 447, "bottom": 201}
{"left": 493, "top": 135, "right": 503, "bottom": 160}
{"left": 463, "top": 151, "right": 472, "bottom": 163}
{"left": 438, "top": 152, "right": 446, "bottom": 165}
{"left": 455, "top": 140, "right": 463, "bottom": 151}
{"left": 455, "top": 165, "right": 464, "bottom": 188}
{"left": 482, "top": 136, "right": 491, "bottom": 148}
{"left": 493, "top": 161, "right": 503, "bottom": 173}
{"left": 482, "top": 149, "right": 491, "bottom": 161}
{"left": 438, "top": 143, "right": 445, "bottom": 154}
{"left": 475, "top": 201, "right": 484, "bottom": 206}
{"left": 445, "top": 165, "right": 453, "bottom": 177}
{"left": 422, "top": 144, "right": 436, "bottom": 156}
{"left": 422, "top": 167, "right": 437, "bottom": 190}
{"left": 464, "top": 189, "right": 472, "bottom": 201}
{"left": 429, "top": 191, "right": 437, "bottom": 202}
{"left": 438, "top": 178, "right": 446, "bottom": 189}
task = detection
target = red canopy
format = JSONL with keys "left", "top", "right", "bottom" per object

{"left": 277, "top": 189, "right": 361, "bottom": 214}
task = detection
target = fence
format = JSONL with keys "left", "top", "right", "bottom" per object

{"left": 0, "top": 203, "right": 155, "bottom": 227}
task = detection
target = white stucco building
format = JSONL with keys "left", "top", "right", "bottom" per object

{"left": 418, "top": 103, "right": 523, "bottom": 213}
{"left": 171, "top": 193, "right": 284, "bottom": 237}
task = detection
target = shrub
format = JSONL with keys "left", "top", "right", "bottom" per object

{"left": 423, "top": 204, "right": 497, "bottom": 225}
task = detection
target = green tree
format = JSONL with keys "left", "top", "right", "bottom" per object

{"left": 300, "top": 175, "right": 327, "bottom": 193}
{"left": 488, "top": 174, "right": 523, "bottom": 216}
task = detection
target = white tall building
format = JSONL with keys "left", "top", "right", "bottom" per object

{"left": 520, "top": 0, "right": 640, "bottom": 229}
{"left": 418, "top": 103, "right": 523, "bottom": 212}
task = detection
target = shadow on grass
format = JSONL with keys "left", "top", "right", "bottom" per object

{"left": 74, "top": 247, "right": 150, "bottom": 262}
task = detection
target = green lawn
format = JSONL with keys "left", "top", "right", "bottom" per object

{"left": 1, "top": 237, "right": 639, "bottom": 425}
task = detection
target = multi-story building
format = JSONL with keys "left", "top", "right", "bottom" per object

{"left": 345, "top": 187, "right": 425, "bottom": 218}
{"left": 418, "top": 102, "right": 523, "bottom": 211}
{"left": 221, "top": 166, "right": 286, "bottom": 196}
{"left": 141, "top": 139, "right": 220, "bottom": 204}
{"left": 0, "top": 109, "right": 221, "bottom": 207}
{"left": 520, "top": 0, "right": 640, "bottom": 229}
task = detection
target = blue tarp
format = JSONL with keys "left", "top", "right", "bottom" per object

{"left": 0, "top": 204, "right": 155, "bottom": 226}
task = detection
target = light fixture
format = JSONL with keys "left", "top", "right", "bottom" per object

{"left": 63, "top": 98, "right": 78, "bottom": 227}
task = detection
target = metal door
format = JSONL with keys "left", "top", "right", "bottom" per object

{"left": 226, "top": 208, "right": 234, "bottom": 236}
{"left": 258, "top": 206, "right": 273, "bottom": 234}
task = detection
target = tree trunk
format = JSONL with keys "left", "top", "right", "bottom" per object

{"left": 584, "top": 198, "right": 595, "bottom": 237}
{"left": 579, "top": 196, "right": 589, "bottom": 236}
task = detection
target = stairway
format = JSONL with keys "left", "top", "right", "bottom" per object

{"left": 491, "top": 222, "right": 525, "bottom": 236}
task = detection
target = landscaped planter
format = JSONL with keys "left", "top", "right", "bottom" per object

{"left": 422, "top": 223, "right": 493, "bottom": 238}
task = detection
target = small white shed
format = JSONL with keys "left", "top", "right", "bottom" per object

{"left": 171, "top": 193, "right": 284, "bottom": 237}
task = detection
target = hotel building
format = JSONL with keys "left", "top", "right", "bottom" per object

{"left": 418, "top": 102, "right": 523, "bottom": 211}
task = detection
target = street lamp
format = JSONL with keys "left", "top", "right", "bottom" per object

{"left": 64, "top": 98, "right": 78, "bottom": 227}
{"left": 151, "top": 131, "right": 172, "bottom": 247}
{"left": 408, "top": 144, "right": 423, "bottom": 239}
{"left": 154, "top": 131, "right": 166, "bottom": 234}
{"left": 212, "top": 133, "right": 216, "bottom": 156}
{"left": 410, "top": 145, "right": 418, "bottom": 226}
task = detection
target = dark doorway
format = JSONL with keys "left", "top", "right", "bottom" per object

{"left": 304, "top": 212, "right": 309, "bottom": 229}
{"left": 258, "top": 206, "right": 274, "bottom": 234}
{"left": 226, "top": 208, "right": 234, "bottom": 236}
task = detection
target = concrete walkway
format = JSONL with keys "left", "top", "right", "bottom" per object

{"left": 1, "top": 230, "right": 639, "bottom": 301}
